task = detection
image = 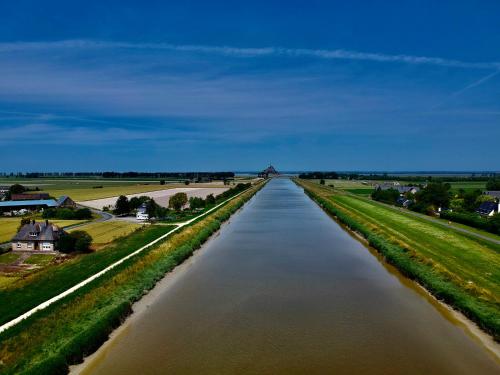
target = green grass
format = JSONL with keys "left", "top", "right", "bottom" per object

{"left": 0, "top": 252, "right": 20, "bottom": 264}
{"left": 24, "top": 254, "right": 56, "bottom": 266}
{"left": 344, "top": 188, "right": 374, "bottom": 195}
{"left": 447, "top": 181, "right": 486, "bottom": 192}
{"left": 69, "top": 221, "right": 142, "bottom": 248}
{"left": 0, "top": 225, "right": 174, "bottom": 325}
{"left": 0, "top": 182, "right": 264, "bottom": 375}
{"left": 0, "top": 218, "right": 86, "bottom": 243}
{"left": 296, "top": 179, "right": 500, "bottom": 340}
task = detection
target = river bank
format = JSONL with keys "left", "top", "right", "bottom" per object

{"left": 67, "top": 178, "right": 499, "bottom": 375}
{"left": 295, "top": 178, "right": 500, "bottom": 343}
{"left": 0, "top": 182, "right": 265, "bottom": 374}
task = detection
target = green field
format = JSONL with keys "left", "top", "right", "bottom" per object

{"left": 447, "top": 181, "right": 487, "bottom": 192}
{"left": 297, "top": 180, "right": 500, "bottom": 339}
{"left": 0, "top": 178, "right": 227, "bottom": 201}
{"left": 70, "top": 221, "right": 142, "bottom": 247}
{"left": 0, "top": 218, "right": 85, "bottom": 243}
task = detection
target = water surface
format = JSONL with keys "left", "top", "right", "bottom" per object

{"left": 77, "top": 179, "right": 499, "bottom": 374}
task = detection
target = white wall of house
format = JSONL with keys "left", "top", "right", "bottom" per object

{"left": 12, "top": 241, "right": 55, "bottom": 251}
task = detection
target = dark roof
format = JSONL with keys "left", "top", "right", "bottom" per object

{"left": 11, "top": 193, "right": 50, "bottom": 201}
{"left": 56, "top": 195, "right": 74, "bottom": 205}
{"left": 12, "top": 221, "right": 65, "bottom": 242}
{"left": 476, "top": 201, "right": 498, "bottom": 215}
{"left": 485, "top": 191, "right": 500, "bottom": 199}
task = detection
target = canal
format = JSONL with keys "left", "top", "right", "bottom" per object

{"left": 74, "top": 178, "right": 499, "bottom": 374}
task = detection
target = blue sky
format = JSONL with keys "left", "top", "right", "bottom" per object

{"left": 0, "top": 1, "right": 499, "bottom": 172}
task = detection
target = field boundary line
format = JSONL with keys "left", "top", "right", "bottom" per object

{"left": 0, "top": 186, "right": 255, "bottom": 334}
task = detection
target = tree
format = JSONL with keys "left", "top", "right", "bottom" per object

{"left": 206, "top": 194, "right": 216, "bottom": 206}
{"left": 169, "top": 192, "right": 188, "bottom": 211}
{"left": 189, "top": 196, "right": 205, "bottom": 210}
{"left": 73, "top": 231, "right": 93, "bottom": 252}
{"left": 146, "top": 199, "right": 160, "bottom": 218}
{"left": 371, "top": 188, "right": 400, "bottom": 205}
{"left": 415, "top": 182, "right": 451, "bottom": 209}
{"left": 462, "top": 189, "right": 483, "bottom": 212}
{"left": 18, "top": 217, "right": 31, "bottom": 231}
{"left": 476, "top": 194, "right": 495, "bottom": 205}
{"left": 160, "top": 179, "right": 166, "bottom": 185}
{"left": 184, "top": 180, "right": 190, "bottom": 185}
{"left": 9, "top": 184, "right": 25, "bottom": 195}
{"left": 319, "top": 179, "right": 325, "bottom": 185}
{"left": 486, "top": 178, "right": 500, "bottom": 191}
{"left": 129, "top": 196, "right": 149, "bottom": 210}
{"left": 58, "top": 231, "right": 92, "bottom": 253}
{"left": 114, "top": 195, "right": 130, "bottom": 215}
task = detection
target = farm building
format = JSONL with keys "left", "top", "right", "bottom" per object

{"left": 11, "top": 193, "right": 50, "bottom": 200}
{"left": 375, "top": 184, "right": 419, "bottom": 195}
{"left": 57, "top": 195, "right": 77, "bottom": 208}
{"left": 476, "top": 201, "right": 499, "bottom": 217}
{"left": 12, "top": 220, "right": 66, "bottom": 252}
{"left": 0, "top": 199, "right": 58, "bottom": 214}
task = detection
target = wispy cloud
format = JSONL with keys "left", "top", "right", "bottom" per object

{"left": 430, "top": 69, "right": 500, "bottom": 110}
{"left": 0, "top": 39, "right": 499, "bottom": 69}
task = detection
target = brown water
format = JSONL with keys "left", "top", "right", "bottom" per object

{"left": 76, "top": 178, "right": 500, "bottom": 375}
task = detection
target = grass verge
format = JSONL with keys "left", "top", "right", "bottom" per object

{"left": 0, "top": 225, "right": 173, "bottom": 325}
{"left": 0, "top": 181, "right": 264, "bottom": 374}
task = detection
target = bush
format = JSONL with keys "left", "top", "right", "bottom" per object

{"left": 371, "top": 188, "right": 399, "bottom": 205}
{"left": 58, "top": 231, "right": 93, "bottom": 253}
{"left": 440, "top": 211, "right": 500, "bottom": 235}
{"left": 42, "top": 208, "right": 92, "bottom": 220}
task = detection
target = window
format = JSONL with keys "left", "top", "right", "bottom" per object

{"left": 16, "top": 242, "right": 21, "bottom": 248}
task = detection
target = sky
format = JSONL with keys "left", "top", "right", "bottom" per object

{"left": 0, "top": 0, "right": 499, "bottom": 172}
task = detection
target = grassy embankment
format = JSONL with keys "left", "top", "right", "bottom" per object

{"left": 0, "top": 181, "right": 263, "bottom": 374}
{"left": 0, "top": 225, "right": 171, "bottom": 326}
{"left": 296, "top": 179, "right": 500, "bottom": 341}
{"left": 0, "top": 218, "right": 86, "bottom": 244}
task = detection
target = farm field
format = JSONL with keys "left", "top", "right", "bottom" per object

{"left": 69, "top": 221, "right": 142, "bottom": 248}
{"left": 0, "top": 218, "right": 85, "bottom": 243}
{"left": 0, "top": 178, "right": 229, "bottom": 201}
{"left": 80, "top": 187, "right": 229, "bottom": 209}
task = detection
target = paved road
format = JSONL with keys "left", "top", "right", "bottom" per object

{"left": 63, "top": 207, "right": 114, "bottom": 231}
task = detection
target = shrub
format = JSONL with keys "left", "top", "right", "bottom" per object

{"left": 58, "top": 231, "right": 93, "bottom": 253}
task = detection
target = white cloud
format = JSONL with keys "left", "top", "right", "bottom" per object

{"left": 0, "top": 39, "right": 498, "bottom": 69}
